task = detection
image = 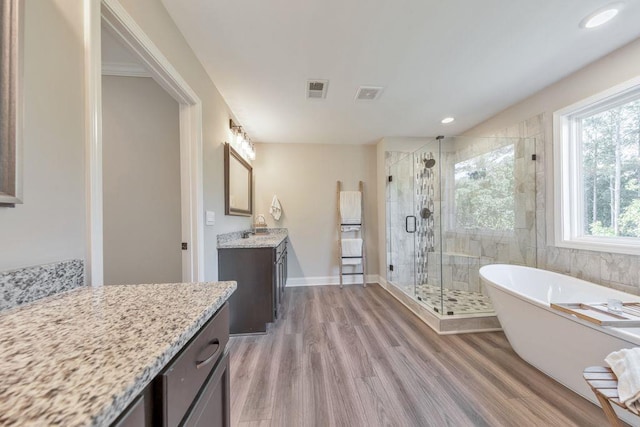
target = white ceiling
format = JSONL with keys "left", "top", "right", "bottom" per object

{"left": 160, "top": 0, "right": 640, "bottom": 145}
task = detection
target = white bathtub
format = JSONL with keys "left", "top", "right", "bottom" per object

{"left": 480, "top": 264, "right": 640, "bottom": 424}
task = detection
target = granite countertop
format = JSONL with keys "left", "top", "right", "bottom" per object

{"left": 0, "top": 281, "right": 236, "bottom": 426}
{"left": 217, "top": 228, "right": 288, "bottom": 249}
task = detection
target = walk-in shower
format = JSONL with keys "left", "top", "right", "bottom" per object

{"left": 385, "top": 136, "right": 537, "bottom": 323}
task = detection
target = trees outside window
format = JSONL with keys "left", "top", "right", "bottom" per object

{"left": 582, "top": 99, "right": 640, "bottom": 238}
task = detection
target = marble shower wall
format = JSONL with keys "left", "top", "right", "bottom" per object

{"left": 493, "top": 113, "right": 640, "bottom": 295}
{"left": 438, "top": 136, "right": 538, "bottom": 295}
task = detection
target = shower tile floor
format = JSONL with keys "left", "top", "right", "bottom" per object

{"left": 415, "top": 284, "right": 494, "bottom": 315}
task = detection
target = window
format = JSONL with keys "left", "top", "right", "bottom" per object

{"left": 554, "top": 77, "right": 640, "bottom": 255}
{"left": 454, "top": 143, "right": 515, "bottom": 232}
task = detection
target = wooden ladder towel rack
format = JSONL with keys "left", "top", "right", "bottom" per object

{"left": 337, "top": 181, "right": 366, "bottom": 288}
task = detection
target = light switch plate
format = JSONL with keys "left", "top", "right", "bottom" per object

{"left": 206, "top": 210, "right": 215, "bottom": 226}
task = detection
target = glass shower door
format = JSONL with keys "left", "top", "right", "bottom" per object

{"left": 386, "top": 153, "right": 416, "bottom": 298}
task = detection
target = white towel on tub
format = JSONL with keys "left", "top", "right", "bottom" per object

{"left": 340, "top": 191, "right": 361, "bottom": 224}
{"left": 341, "top": 238, "right": 362, "bottom": 265}
{"left": 605, "top": 347, "right": 640, "bottom": 414}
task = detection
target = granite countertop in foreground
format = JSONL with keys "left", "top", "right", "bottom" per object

{"left": 217, "top": 228, "right": 288, "bottom": 249}
{"left": 0, "top": 281, "right": 236, "bottom": 426}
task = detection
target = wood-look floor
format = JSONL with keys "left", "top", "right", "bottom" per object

{"left": 229, "top": 284, "right": 609, "bottom": 427}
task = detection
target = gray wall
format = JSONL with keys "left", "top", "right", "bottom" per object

{"left": 0, "top": 1, "right": 86, "bottom": 272}
{"left": 253, "top": 143, "right": 378, "bottom": 282}
{"left": 102, "top": 76, "right": 181, "bottom": 285}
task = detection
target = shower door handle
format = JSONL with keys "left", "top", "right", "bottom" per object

{"left": 405, "top": 215, "right": 417, "bottom": 233}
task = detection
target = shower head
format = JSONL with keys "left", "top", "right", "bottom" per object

{"left": 424, "top": 158, "right": 436, "bottom": 168}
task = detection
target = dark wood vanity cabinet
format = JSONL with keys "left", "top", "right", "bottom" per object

{"left": 113, "top": 395, "right": 148, "bottom": 427}
{"left": 111, "top": 303, "right": 231, "bottom": 427}
{"left": 218, "top": 239, "right": 288, "bottom": 334}
{"left": 160, "top": 304, "right": 230, "bottom": 427}
{"left": 180, "top": 352, "right": 230, "bottom": 427}
{"left": 275, "top": 240, "right": 288, "bottom": 314}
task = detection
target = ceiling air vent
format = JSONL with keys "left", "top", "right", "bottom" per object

{"left": 355, "top": 86, "right": 383, "bottom": 101}
{"left": 307, "top": 80, "right": 328, "bottom": 99}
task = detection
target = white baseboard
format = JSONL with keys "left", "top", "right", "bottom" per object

{"left": 286, "top": 274, "right": 381, "bottom": 287}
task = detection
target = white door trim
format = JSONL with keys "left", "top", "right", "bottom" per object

{"left": 84, "top": 0, "right": 204, "bottom": 285}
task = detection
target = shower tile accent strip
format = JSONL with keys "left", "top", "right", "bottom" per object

{"left": 415, "top": 150, "right": 436, "bottom": 286}
{"left": 0, "top": 259, "right": 84, "bottom": 312}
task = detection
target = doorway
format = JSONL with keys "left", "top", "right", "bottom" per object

{"left": 85, "top": 0, "right": 205, "bottom": 285}
{"left": 101, "top": 53, "right": 181, "bottom": 284}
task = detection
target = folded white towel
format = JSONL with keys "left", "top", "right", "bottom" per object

{"left": 340, "top": 191, "right": 361, "bottom": 225}
{"left": 269, "top": 195, "right": 282, "bottom": 221}
{"left": 341, "top": 238, "right": 362, "bottom": 265}
{"left": 341, "top": 225, "right": 361, "bottom": 232}
{"left": 605, "top": 347, "right": 640, "bottom": 414}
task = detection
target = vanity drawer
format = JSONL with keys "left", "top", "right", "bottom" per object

{"left": 161, "top": 303, "right": 229, "bottom": 427}
{"left": 181, "top": 350, "right": 230, "bottom": 427}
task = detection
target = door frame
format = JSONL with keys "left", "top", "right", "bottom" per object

{"left": 84, "top": 0, "right": 204, "bottom": 285}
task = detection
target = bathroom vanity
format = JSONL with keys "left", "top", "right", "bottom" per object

{"left": 217, "top": 229, "right": 288, "bottom": 334}
{"left": 0, "top": 281, "right": 236, "bottom": 426}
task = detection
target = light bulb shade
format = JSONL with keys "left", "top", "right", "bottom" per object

{"left": 580, "top": 3, "right": 622, "bottom": 28}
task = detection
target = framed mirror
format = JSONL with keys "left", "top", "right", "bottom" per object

{"left": 0, "top": 0, "right": 24, "bottom": 206}
{"left": 224, "top": 143, "right": 252, "bottom": 216}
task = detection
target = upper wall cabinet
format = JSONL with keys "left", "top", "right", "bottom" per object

{"left": 0, "top": 0, "right": 24, "bottom": 206}
{"left": 224, "top": 143, "right": 253, "bottom": 216}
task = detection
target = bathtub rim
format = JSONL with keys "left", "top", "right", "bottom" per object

{"left": 479, "top": 264, "right": 640, "bottom": 347}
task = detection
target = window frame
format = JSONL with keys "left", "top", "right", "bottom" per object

{"left": 553, "top": 76, "right": 640, "bottom": 255}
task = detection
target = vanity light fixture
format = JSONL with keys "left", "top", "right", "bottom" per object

{"left": 229, "top": 119, "right": 256, "bottom": 161}
{"left": 580, "top": 3, "right": 622, "bottom": 29}
{"left": 441, "top": 117, "right": 455, "bottom": 124}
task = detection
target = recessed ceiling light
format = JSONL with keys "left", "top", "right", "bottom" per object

{"left": 580, "top": 4, "right": 622, "bottom": 29}
{"left": 441, "top": 117, "right": 455, "bottom": 124}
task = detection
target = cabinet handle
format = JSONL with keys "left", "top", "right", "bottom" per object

{"left": 195, "top": 339, "right": 221, "bottom": 369}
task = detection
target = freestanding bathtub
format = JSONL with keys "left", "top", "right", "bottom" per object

{"left": 480, "top": 264, "right": 640, "bottom": 424}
